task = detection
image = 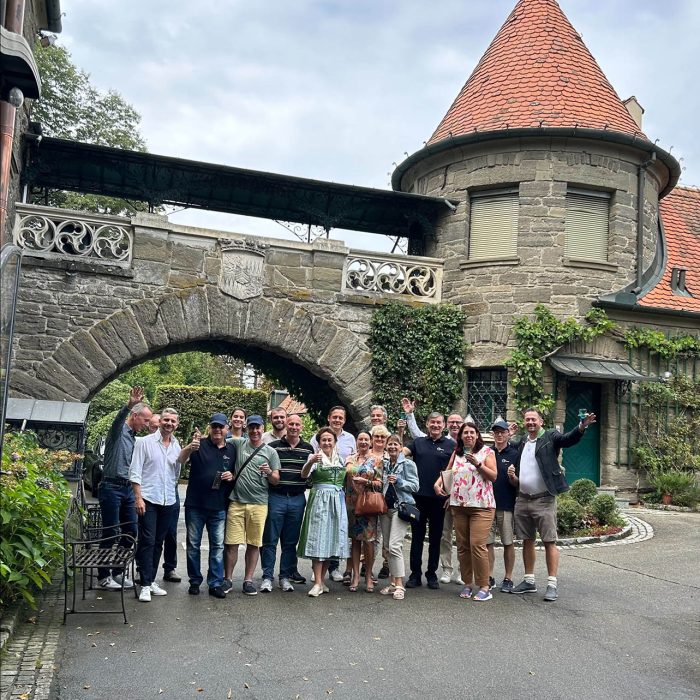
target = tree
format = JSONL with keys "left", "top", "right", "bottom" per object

{"left": 30, "top": 43, "right": 148, "bottom": 215}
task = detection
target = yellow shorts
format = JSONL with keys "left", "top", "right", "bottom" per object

{"left": 224, "top": 501, "right": 268, "bottom": 547}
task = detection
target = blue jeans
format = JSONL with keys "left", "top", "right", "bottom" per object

{"left": 260, "top": 492, "right": 306, "bottom": 580}
{"left": 97, "top": 480, "right": 137, "bottom": 580}
{"left": 163, "top": 489, "right": 180, "bottom": 573}
{"left": 136, "top": 500, "right": 176, "bottom": 586}
{"left": 185, "top": 506, "right": 226, "bottom": 589}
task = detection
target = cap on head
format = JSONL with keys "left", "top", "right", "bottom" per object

{"left": 246, "top": 415, "right": 264, "bottom": 427}
{"left": 491, "top": 419, "right": 510, "bottom": 432}
{"left": 210, "top": 412, "right": 228, "bottom": 426}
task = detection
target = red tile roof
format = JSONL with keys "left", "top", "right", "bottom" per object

{"left": 276, "top": 394, "right": 307, "bottom": 415}
{"left": 428, "top": 0, "right": 646, "bottom": 145}
{"left": 638, "top": 186, "right": 700, "bottom": 314}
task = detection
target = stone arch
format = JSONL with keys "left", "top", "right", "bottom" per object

{"left": 9, "top": 287, "right": 374, "bottom": 426}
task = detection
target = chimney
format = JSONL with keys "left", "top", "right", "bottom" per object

{"left": 623, "top": 96, "right": 644, "bottom": 129}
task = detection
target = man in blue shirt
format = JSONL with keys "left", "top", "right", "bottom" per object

{"left": 178, "top": 413, "right": 236, "bottom": 599}
{"left": 97, "top": 386, "right": 152, "bottom": 591}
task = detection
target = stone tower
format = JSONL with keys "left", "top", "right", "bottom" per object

{"left": 392, "top": 0, "right": 680, "bottom": 372}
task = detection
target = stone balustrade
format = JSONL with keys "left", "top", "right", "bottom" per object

{"left": 13, "top": 204, "right": 133, "bottom": 265}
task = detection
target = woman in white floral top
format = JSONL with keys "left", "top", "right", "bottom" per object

{"left": 435, "top": 420, "right": 497, "bottom": 601}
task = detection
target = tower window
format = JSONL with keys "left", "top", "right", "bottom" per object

{"left": 565, "top": 189, "right": 610, "bottom": 263}
{"left": 468, "top": 190, "right": 518, "bottom": 260}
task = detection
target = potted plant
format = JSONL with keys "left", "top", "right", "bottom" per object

{"left": 649, "top": 470, "right": 695, "bottom": 506}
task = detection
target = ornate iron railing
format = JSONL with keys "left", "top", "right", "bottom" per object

{"left": 344, "top": 251, "right": 443, "bottom": 301}
{"left": 13, "top": 204, "right": 133, "bottom": 264}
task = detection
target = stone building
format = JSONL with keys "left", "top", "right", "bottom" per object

{"left": 392, "top": 0, "right": 699, "bottom": 492}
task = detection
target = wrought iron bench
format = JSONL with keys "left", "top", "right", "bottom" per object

{"left": 62, "top": 498, "right": 137, "bottom": 624}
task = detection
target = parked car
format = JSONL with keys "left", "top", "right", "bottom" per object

{"left": 82, "top": 435, "right": 106, "bottom": 494}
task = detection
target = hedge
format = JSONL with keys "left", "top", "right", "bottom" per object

{"left": 153, "top": 385, "right": 267, "bottom": 440}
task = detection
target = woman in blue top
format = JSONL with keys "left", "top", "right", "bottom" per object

{"left": 379, "top": 434, "right": 419, "bottom": 600}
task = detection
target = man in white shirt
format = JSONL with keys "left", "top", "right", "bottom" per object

{"left": 508, "top": 407, "right": 596, "bottom": 602}
{"left": 130, "top": 407, "right": 182, "bottom": 602}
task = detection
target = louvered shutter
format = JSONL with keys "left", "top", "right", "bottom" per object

{"left": 468, "top": 193, "right": 518, "bottom": 260}
{"left": 565, "top": 191, "right": 610, "bottom": 262}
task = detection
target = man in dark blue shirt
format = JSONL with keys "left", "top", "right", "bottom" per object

{"left": 404, "top": 412, "right": 456, "bottom": 589}
{"left": 486, "top": 420, "right": 519, "bottom": 593}
{"left": 177, "top": 413, "right": 236, "bottom": 599}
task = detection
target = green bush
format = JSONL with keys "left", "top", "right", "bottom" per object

{"left": 556, "top": 495, "right": 585, "bottom": 535}
{"left": 0, "top": 432, "right": 72, "bottom": 607}
{"left": 590, "top": 493, "right": 624, "bottom": 526}
{"left": 649, "top": 469, "right": 697, "bottom": 504}
{"left": 569, "top": 478, "right": 598, "bottom": 506}
{"left": 153, "top": 385, "right": 267, "bottom": 441}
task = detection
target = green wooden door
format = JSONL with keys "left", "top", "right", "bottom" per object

{"left": 563, "top": 381, "right": 601, "bottom": 485}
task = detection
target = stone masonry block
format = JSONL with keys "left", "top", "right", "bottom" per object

{"left": 69, "top": 330, "right": 117, "bottom": 377}
{"left": 52, "top": 340, "right": 103, "bottom": 389}
{"left": 266, "top": 299, "right": 296, "bottom": 350}
{"left": 132, "top": 261, "right": 170, "bottom": 286}
{"left": 91, "top": 317, "right": 133, "bottom": 369}
{"left": 298, "top": 317, "right": 338, "bottom": 363}
{"left": 109, "top": 309, "right": 149, "bottom": 359}
{"left": 244, "top": 298, "right": 275, "bottom": 348}
{"left": 10, "top": 370, "right": 74, "bottom": 401}
{"left": 318, "top": 328, "right": 361, "bottom": 374}
{"left": 133, "top": 232, "right": 171, "bottom": 263}
{"left": 157, "top": 295, "right": 188, "bottom": 345}
{"left": 130, "top": 300, "right": 170, "bottom": 351}
{"left": 281, "top": 308, "right": 313, "bottom": 353}
{"left": 170, "top": 242, "right": 205, "bottom": 272}
{"left": 180, "top": 288, "right": 211, "bottom": 341}
{"left": 36, "top": 358, "right": 88, "bottom": 400}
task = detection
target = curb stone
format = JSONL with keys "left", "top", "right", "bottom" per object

{"left": 0, "top": 601, "right": 24, "bottom": 653}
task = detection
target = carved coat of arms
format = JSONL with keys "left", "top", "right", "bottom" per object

{"left": 218, "top": 239, "right": 267, "bottom": 300}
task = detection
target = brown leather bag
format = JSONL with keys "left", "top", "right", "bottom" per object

{"left": 354, "top": 485, "right": 387, "bottom": 516}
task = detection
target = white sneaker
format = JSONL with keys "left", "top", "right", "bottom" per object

{"left": 149, "top": 581, "right": 168, "bottom": 596}
{"left": 98, "top": 576, "right": 122, "bottom": 590}
{"left": 279, "top": 578, "right": 294, "bottom": 592}
{"left": 322, "top": 584, "right": 330, "bottom": 594}
{"left": 329, "top": 570, "right": 344, "bottom": 582}
{"left": 439, "top": 573, "right": 451, "bottom": 584}
{"left": 112, "top": 573, "right": 134, "bottom": 589}
{"left": 454, "top": 577, "right": 465, "bottom": 586}
{"left": 139, "top": 585, "right": 151, "bottom": 602}
{"left": 260, "top": 578, "right": 273, "bottom": 593}
{"left": 308, "top": 584, "right": 323, "bottom": 597}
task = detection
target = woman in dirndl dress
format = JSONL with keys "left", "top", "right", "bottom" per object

{"left": 297, "top": 427, "right": 349, "bottom": 597}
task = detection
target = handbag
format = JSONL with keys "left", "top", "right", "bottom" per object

{"left": 397, "top": 501, "right": 421, "bottom": 523}
{"left": 355, "top": 484, "right": 387, "bottom": 516}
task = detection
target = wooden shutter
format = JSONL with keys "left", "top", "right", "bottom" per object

{"left": 565, "top": 191, "right": 610, "bottom": 262}
{"left": 469, "top": 193, "right": 518, "bottom": 260}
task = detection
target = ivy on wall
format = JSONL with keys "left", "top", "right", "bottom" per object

{"left": 369, "top": 303, "right": 467, "bottom": 427}
{"left": 506, "top": 305, "right": 614, "bottom": 416}
{"left": 623, "top": 329, "right": 700, "bottom": 359}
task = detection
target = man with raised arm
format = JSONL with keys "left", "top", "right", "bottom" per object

{"left": 508, "top": 407, "right": 597, "bottom": 601}
{"left": 97, "top": 386, "right": 152, "bottom": 591}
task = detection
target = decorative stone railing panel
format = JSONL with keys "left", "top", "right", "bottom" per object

{"left": 13, "top": 204, "right": 133, "bottom": 265}
{"left": 344, "top": 251, "right": 443, "bottom": 302}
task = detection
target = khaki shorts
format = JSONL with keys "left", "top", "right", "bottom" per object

{"left": 224, "top": 501, "right": 268, "bottom": 547}
{"left": 514, "top": 495, "right": 557, "bottom": 542}
{"left": 486, "top": 509, "right": 515, "bottom": 546}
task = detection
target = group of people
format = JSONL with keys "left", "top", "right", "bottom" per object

{"left": 96, "top": 386, "right": 596, "bottom": 605}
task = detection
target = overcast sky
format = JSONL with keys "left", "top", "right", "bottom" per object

{"left": 55, "top": 0, "right": 699, "bottom": 251}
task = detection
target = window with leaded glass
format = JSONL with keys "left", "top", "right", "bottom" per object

{"left": 466, "top": 368, "right": 508, "bottom": 429}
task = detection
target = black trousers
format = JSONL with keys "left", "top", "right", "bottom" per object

{"left": 409, "top": 495, "right": 446, "bottom": 579}
{"left": 136, "top": 500, "right": 176, "bottom": 586}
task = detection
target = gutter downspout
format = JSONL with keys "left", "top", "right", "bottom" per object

{"left": 634, "top": 152, "right": 656, "bottom": 293}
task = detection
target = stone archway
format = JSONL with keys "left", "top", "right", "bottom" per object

{"left": 9, "top": 287, "right": 374, "bottom": 425}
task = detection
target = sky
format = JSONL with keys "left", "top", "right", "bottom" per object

{"left": 53, "top": 0, "right": 700, "bottom": 252}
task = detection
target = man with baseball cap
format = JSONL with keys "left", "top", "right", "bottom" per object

{"left": 177, "top": 413, "right": 237, "bottom": 599}
{"left": 486, "top": 419, "right": 519, "bottom": 593}
{"left": 223, "top": 415, "right": 281, "bottom": 595}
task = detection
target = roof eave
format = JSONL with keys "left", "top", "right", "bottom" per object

{"left": 392, "top": 127, "right": 680, "bottom": 198}
{"left": 593, "top": 298, "right": 700, "bottom": 320}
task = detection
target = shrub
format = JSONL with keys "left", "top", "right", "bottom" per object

{"left": 153, "top": 385, "right": 267, "bottom": 441}
{"left": 649, "top": 469, "right": 697, "bottom": 504}
{"left": 556, "top": 495, "right": 584, "bottom": 535}
{"left": 569, "top": 478, "right": 598, "bottom": 506}
{"left": 590, "top": 494, "right": 624, "bottom": 526}
{"left": 0, "top": 432, "right": 72, "bottom": 607}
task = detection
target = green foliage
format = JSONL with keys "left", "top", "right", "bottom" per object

{"left": 506, "top": 305, "right": 614, "bottom": 417}
{"left": 31, "top": 43, "right": 149, "bottom": 215}
{"left": 153, "top": 385, "right": 267, "bottom": 442}
{"left": 301, "top": 414, "right": 319, "bottom": 442}
{"left": 88, "top": 411, "right": 119, "bottom": 444}
{"left": 369, "top": 303, "right": 466, "bottom": 426}
{"left": 556, "top": 495, "right": 585, "bottom": 534}
{"left": 648, "top": 470, "right": 698, "bottom": 504}
{"left": 623, "top": 329, "right": 700, "bottom": 359}
{"left": 568, "top": 478, "right": 598, "bottom": 506}
{"left": 590, "top": 494, "right": 624, "bottom": 526}
{"left": 0, "top": 432, "right": 72, "bottom": 608}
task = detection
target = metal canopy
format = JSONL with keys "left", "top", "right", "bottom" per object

{"left": 23, "top": 136, "right": 455, "bottom": 239}
{"left": 6, "top": 398, "right": 90, "bottom": 426}
{"left": 549, "top": 356, "right": 654, "bottom": 382}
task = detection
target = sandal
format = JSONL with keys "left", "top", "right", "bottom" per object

{"left": 342, "top": 570, "right": 352, "bottom": 586}
{"left": 459, "top": 586, "right": 473, "bottom": 599}
{"left": 349, "top": 576, "right": 360, "bottom": 593}
{"left": 379, "top": 585, "right": 396, "bottom": 596}
{"left": 365, "top": 581, "right": 375, "bottom": 593}
{"left": 392, "top": 586, "right": 405, "bottom": 600}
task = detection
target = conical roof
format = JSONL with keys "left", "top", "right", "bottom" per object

{"left": 428, "top": 0, "right": 646, "bottom": 145}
